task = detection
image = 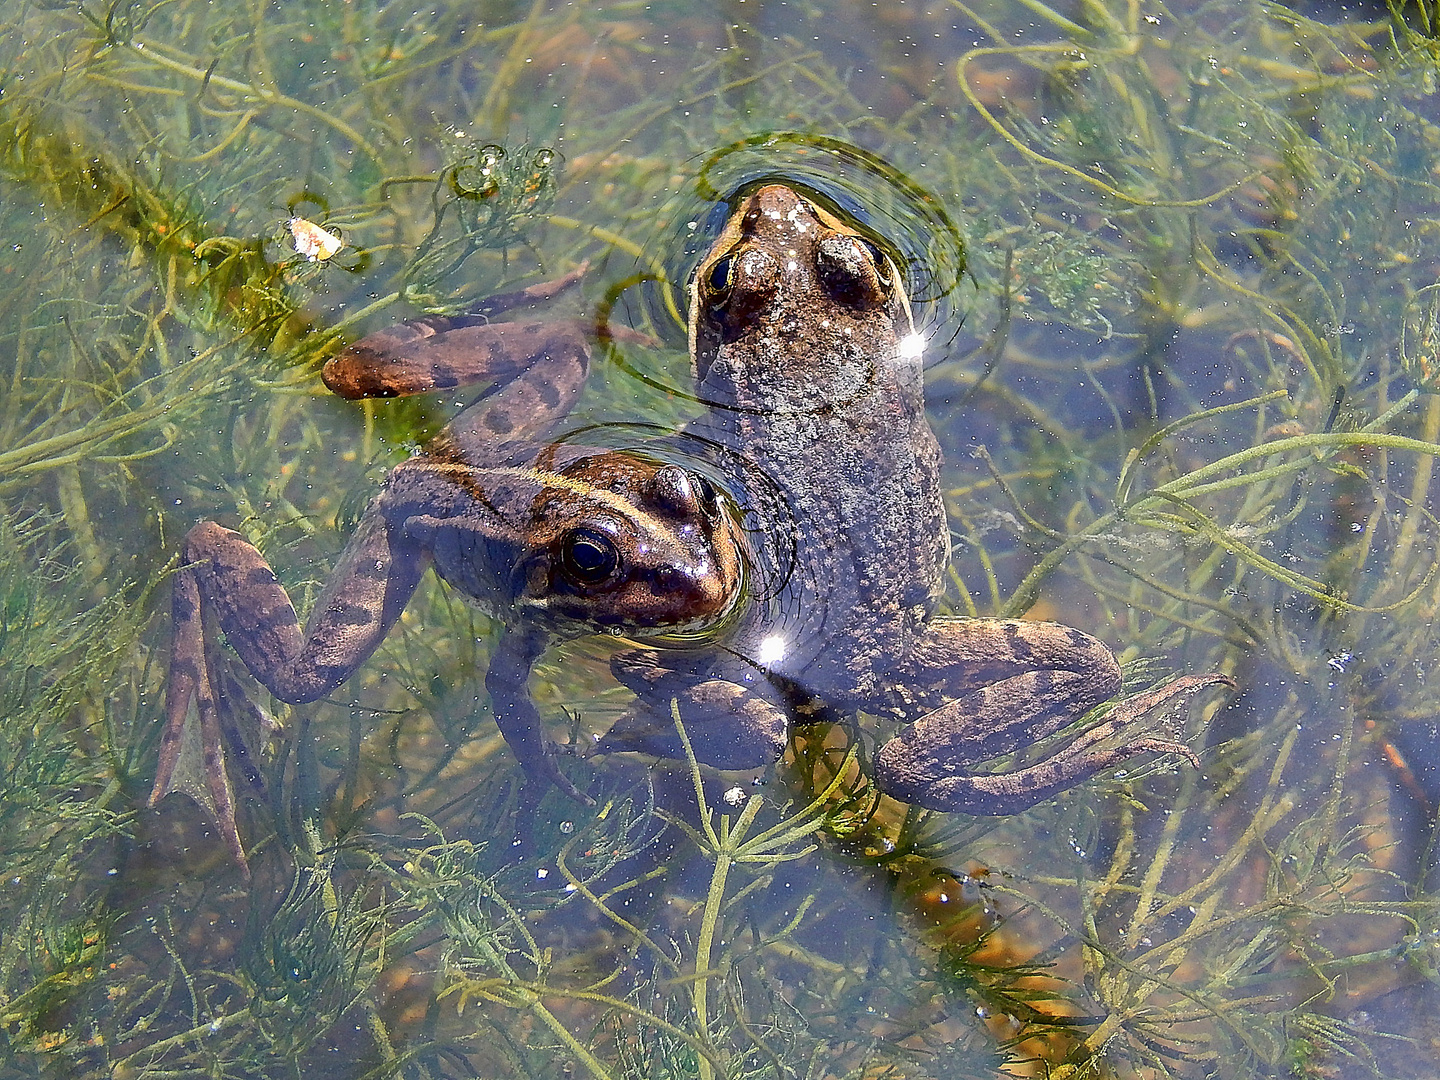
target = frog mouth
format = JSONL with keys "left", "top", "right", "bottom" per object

{"left": 622, "top": 593, "right": 747, "bottom": 646}
{"left": 612, "top": 538, "right": 752, "bottom": 647}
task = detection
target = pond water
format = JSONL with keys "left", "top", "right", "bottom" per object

{"left": 3, "top": 1, "right": 1440, "bottom": 1077}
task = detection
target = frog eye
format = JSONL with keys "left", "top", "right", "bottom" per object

{"left": 694, "top": 474, "right": 723, "bottom": 520}
{"left": 704, "top": 254, "right": 735, "bottom": 297}
{"left": 649, "top": 465, "right": 701, "bottom": 516}
{"left": 857, "top": 237, "right": 893, "bottom": 286}
{"left": 559, "top": 528, "right": 621, "bottom": 585}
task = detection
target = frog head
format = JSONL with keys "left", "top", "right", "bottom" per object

{"left": 514, "top": 452, "right": 747, "bottom": 637}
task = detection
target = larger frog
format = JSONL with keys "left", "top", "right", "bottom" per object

{"left": 151, "top": 184, "right": 1229, "bottom": 873}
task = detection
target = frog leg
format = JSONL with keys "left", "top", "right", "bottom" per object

{"left": 598, "top": 648, "right": 791, "bottom": 769}
{"left": 321, "top": 268, "right": 666, "bottom": 462}
{"left": 486, "top": 626, "right": 596, "bottom": 816}
{"left": 321, "top": 266, "right": 589, "bottom": 398}
{"left": 151, "top": 510, "right": 427, "bottom": 873}
{"left": 151, "top": 562, "right": 248, "bottom": 870}
{"left": 872, "top": 619, "right": 1233, "bottom": 814}
{"left": 320, "top": 268, "right": 606, "bottom": 455}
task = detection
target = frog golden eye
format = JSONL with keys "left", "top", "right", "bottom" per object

{"left": 560, "top": 528, "right": 621, "bottom": 585}
{"left": 705, "top": 255, "right": 735, "bottom": 297}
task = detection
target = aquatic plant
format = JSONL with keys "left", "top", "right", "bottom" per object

{"left": 0, "top": 512, "right": 133, "bottom": 1060}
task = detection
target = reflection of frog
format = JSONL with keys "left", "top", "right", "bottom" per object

{"left": 152, "top": 184, "right": 1230, "bottom": 873}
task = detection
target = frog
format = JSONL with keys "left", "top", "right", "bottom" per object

{"left": 589, "top": 184, "right": 1232, "bottom": 803}
{"left": 151, "top": 183, "right": 1231, "bottom": 873}
{"left": 149, "top": 268, "right": 747, "bottom": 873}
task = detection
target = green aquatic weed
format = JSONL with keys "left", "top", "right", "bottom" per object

{"left": 395, "top": 140, "right": 562, "bottom": 311}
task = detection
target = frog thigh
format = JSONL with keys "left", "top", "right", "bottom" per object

{"left": 598, "top": 649, "right": 790, "bottom": 768}
{"left": 437, "top": 326, "right": 591, "bottom": 456}
{"left": 875, "top": 617, "right": 1233, "bottom": 814}
{"left": 322, "top": 264, "right": 589, "bottom": 400}
{"left": 184, "top": 512, "right": 426, "bottom": 704}
{"left": 892, "top": 618, "right": 1125, "bottom": 762}
{"left": 325, "top": 319, "right": 593, "bottom": 457}
{"left": 901, "top": 618, "right": 1124, "bottom": 695}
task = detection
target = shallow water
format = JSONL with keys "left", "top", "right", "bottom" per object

{"left": 2, "top": 1, "right": 1440, "bottom": 1077}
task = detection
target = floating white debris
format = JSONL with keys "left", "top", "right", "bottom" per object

{"left": 287, "top": 216, "right": 344, "bottom": 262}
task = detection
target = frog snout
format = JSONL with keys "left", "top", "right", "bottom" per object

{"left": 649, "top": 559, "right": 735, "bottom": 619}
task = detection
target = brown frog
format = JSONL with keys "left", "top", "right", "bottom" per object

{"left": 151, "top": 184, "right": 1230, "bottom": 873}
{"left": 592, "top": 185, "right": 1231, "bottom": 799}
{"left": 150, "top": 270, "right": 746, "bottom": 872}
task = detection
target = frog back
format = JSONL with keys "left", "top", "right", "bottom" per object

{"left": 687, "top": 185, "right": 949, "bottom": 699}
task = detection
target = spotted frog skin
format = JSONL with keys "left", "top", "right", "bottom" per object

{"left": 593, "top": 185, "right": 1230, "bottom": 797}
{"left": 152, "top": 185, "right": 1229, "bottom": 872}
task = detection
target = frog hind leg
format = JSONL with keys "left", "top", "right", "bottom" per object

{"left": 320, "top": 268, "right": 597, "bottom": 454}
{"left": 151, "top": 511, "right": 426, "bottom": 873}
{"left": 872, "top": 618, "right": 1233, "bottom": 815}
{"left": 152, "top": 563, "right": 251, "bottom": 872}
{"left": 321, "top": 265, "right": 587, "bottom": 398}
{"left": 596, "top": 649, "right": 790, "bottom": 769}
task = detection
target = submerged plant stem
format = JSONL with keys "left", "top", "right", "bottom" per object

{"left": 117, "top": 37, "right": 385, "bottom": 166}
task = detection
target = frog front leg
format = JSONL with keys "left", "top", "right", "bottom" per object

{"left": 597, "top": 648, "right": 792, "bottom": 769}
{"left": 486, "top": 625, "right": 595, "bottom": 816}
{"left": 872, "top": 619, "right": 1233, "bottom": 814}
{"left": 151, "top": 509, "right": 428, "bottom": 873}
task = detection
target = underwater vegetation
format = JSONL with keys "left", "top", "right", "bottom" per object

{"left": 2, "top": 0, "right": 1440, "bottom": 1076}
